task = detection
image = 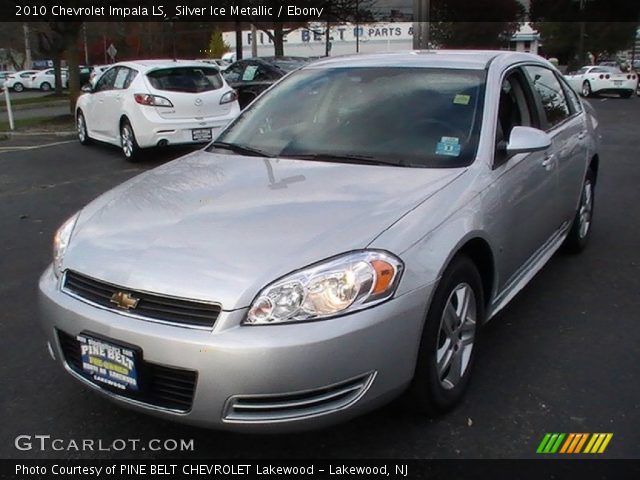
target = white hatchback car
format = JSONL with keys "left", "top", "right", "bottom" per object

{"left": 76, "top": 60, "right": 240, "bottom": 160}
{"left": 564, "top": 65, "right": 638, "bottom": 98}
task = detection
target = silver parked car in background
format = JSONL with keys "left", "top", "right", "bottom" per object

{"left": 39, "top": 51, "right": 599, "bottom": 431}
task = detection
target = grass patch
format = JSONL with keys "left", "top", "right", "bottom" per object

{"left": 0, "top": 114, "right": 74, "bottom": 132}
{"left": 6, "top": 93, "right": 69, "bottom": 107}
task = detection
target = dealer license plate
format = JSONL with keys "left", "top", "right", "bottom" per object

{"left": 192, "top": 128, "right": 212, "bottom": 142}
{"left": 78, "top": 334, "right": 139, "bottom": 391}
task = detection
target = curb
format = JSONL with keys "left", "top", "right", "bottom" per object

{"left": 0, "top": 131, "right": 75, "bottom": 137}
{"left": 0, "top": 100, "right": 69, "bottom": 112}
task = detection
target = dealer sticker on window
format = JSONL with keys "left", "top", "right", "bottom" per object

{"left": 436, "top": 136, "right": 461, "bottom": 157}
{"left": 78, "top": 334, "right": 139, "bottom": 391}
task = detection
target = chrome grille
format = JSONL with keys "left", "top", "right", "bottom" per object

{"left": 63, "top": 270, "right": 221, "bottom": 329}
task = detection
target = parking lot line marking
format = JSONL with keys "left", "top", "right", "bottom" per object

{"left": 0, "top": 140, "right": 75, "bottom": 154}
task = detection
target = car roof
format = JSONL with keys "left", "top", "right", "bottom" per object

{"left": 306, "top": 50, "right": 546, "bottom": 71}
{"left": 114, "top": 59, "right": 221, "bottom": 72}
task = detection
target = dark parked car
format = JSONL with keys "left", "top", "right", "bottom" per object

{"left": 222, "top": 56, "right": 311, "bottom": 108}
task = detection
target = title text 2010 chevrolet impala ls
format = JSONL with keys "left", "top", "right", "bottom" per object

{"left": 39, "top": 51, "right": 599, "bottom": 431}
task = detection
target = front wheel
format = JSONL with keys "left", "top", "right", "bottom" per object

{"left": 13, "top": 82, "right": 24, "bottom": 92}
{"left": 410, "top": 255, "right": 484, "bottom": 416}
{"left": 76, "top": 111, "right": 90, "bottom": 145}
{"left": 581, "top": 81, "right": 592, "bottom": 97}
{"left": 120, "top": 120, "right": 141, "bottom": 162}
{"left": 563, "top": 169, "right": 595, "bottom": 253}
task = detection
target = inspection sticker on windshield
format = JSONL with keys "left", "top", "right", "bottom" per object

{"left": 436, "top": 136, "right": 461, "bottom": 157}
{"left": 454, "top": 94, "right": 471, "bottom": 105}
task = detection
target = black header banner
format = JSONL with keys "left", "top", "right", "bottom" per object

{"left": 4, "top": 0, "right": 640, "bottom": 22}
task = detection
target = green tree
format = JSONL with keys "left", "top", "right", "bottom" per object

{"left": 207, "top": 30, "right": 230, "bottom": 58}
{"left": 534, "top": 22, "right": 637, "bottom": 67}
{"left": 429, "top": 0, "right": 525, "bottom": 48}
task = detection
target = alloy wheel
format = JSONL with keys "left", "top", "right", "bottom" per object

{"left": 121, "top": 125, "right": 133, "bottom": 158}
{"left": 77, "top": 114, "right": 86, "bottom": 143}
{"left": 578, "top": 180, "right": 593, "bottom": 239}
{"left": 436, "top": 283, "right": 477, "bottom": 390}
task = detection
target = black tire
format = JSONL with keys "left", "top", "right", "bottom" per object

{"left": 40, "top": 82, "right": 51, "bottom": 92}
{"left": 620, "top": 91, "right": 633, "bottom": 99}
{"left": 581, "top": 81, "right": 592, "bottom": 97}
{"left": 410, "top": 255, "right": 485, "bottom": 416}
{"left": 76, "top": 111, "right": 90, "bottom": 146}
{"left": 13, "top": 82, "right": 24, "bottom": 92}
{"left": 563, "top": 169, "right": 596, "bottom": 253}
{"left": 120, "top": 119, "right": 141, "bottom": 162}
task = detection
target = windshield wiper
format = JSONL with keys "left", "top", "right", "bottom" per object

{"left": 209, "top": 141, "right": 272, "bottom": 158}
{"left": 279, "top": 153, "right": 404, "bottom": 167}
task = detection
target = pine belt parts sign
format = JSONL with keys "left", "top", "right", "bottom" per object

{"left": 223, "top": 22, "right": 415, "bottom": 48}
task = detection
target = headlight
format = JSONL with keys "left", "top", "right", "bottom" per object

{"left": 246, "top": 251, "right": 403, "bottom": 325}
{"left": 53, "top": 213, "right": 79, "bottom": 278}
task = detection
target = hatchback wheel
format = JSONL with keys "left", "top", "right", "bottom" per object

{"left": 563, "top": 169, "right": 595, "bottom": 253}
{"left": 410, "top": 255, "right": 484, "bottom": 415}
{"left": 13, "top": 82, "right": 24, "bottom": 92}
{"left": 76, "top": 111, "right": 90, "bottom": 145}
{"left": 120, "top": 120, "right": 141, "bottom": 161}
{"left": 581, "top": 81, "right": 592, "bottom": 97}
{"left": 40, "top": 82, "right": 51, "bottom": 92}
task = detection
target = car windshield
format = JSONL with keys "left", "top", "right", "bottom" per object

{"left": 146, "top": 66, "right": 223, "bottom": 93}
{"left": 212, "top": 67, "right": 486, "bottom": 168}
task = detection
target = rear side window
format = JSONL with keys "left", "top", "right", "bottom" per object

{"left": 146, "top": 67, "right": 223, "bottom": 93}
{"left": 523, "top": 66, "right": 571, "bottom": 129}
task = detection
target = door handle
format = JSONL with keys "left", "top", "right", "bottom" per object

{"left": 542, "top": 154, "right": 555, "bottom": 170}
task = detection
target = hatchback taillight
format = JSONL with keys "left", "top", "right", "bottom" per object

{"left": 134, "top": 93, "right": 173, "bottom": 107}
{"left": 220, "top": 90, "right": 238, "bottom": 105}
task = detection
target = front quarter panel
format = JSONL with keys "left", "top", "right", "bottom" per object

{"left": 369, "top": 168, "right": 499, "bottom": 304}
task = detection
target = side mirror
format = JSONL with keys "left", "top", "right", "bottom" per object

{"left": 81, "top": 84, "right": 93, "bottom": 93}
{"left": 506, "top": 126, "right": 551, "bottom": 155}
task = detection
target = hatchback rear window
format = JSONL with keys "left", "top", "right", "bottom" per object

{"left": 146, "top": 67, "right": 223, "bottom": 93}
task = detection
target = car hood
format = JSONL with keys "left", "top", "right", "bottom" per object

{"left": 65, "top": 151, "right": 464, "bottom": 310}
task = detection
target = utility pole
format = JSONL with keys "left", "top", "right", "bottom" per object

{"left": 82, "top": 23, "right": 89, "bottom": 65}
{"left": 355, "top": 0, "right": 360, "bottom": 53}
{"left": 412, "top": 0, "right": 430, "bottom": 49}
{"left": 23, "top": 23, "right": 32, "bottom": 69}
{"left": 578, "top": 0, "right": 586, "bottom": 65}
{"left": 235, "top": 21, "right": 243, "bottom": 60}
{"left": 251, "top": 24, "right": 258, "bottom": 57}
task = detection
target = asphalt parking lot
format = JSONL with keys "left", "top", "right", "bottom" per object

{"left": 1, "top": 96, "right": 638, "bottom": 460}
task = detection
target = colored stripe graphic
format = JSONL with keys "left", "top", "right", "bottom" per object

{"left": 536, "top": 433, "right": 552, "bottom": 453}
{"left": 574, "top": 433, "right": 589, "bottom": 453}
{"left": 538, "top": 433, "right": 613, "bottom": 454}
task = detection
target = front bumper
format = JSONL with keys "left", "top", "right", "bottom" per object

{"left": 39, "top": 266, "right": 431, "bottom": 432}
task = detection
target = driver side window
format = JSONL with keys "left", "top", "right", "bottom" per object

{"left": 95, "top": 67, "right": 118, "bottom": 92}
{"left": 496, "top": 71, "right": 535, "bottom": 144}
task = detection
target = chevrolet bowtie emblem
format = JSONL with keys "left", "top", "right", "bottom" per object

{"left": 110, "top": 291, "right": 140, "bottom": 310}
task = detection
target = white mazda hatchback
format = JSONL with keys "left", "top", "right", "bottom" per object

{"left": 75, "top": 60, "right": 241, "bottom": 161}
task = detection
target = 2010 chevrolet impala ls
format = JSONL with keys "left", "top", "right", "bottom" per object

{"left": 39, "top": 51, "right": 600, "bottom": 431}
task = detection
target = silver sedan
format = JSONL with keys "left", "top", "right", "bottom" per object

{"left": 39, "top": 50, "right": 599, "bottom": 431}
